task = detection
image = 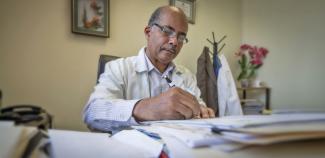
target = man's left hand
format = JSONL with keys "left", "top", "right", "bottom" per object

{"left": 198, "top": 106, "right": 215, "bottom": 118}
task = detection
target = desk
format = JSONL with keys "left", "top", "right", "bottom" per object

{"left": 2, "top": 123, "right": 325, "bottom": 158}
{"left": 48, "top": 129, "right": 325, "bottom": 158}
{"left": 237, "top": 87, "right": 271, "bottom": 110}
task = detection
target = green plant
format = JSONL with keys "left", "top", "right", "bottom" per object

{"left": 235, "top": 44, "right": 269, "bottom": 81}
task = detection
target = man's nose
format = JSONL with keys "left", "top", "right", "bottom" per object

{"left": 168, "top": 36, "right": 178, "bottom": 46}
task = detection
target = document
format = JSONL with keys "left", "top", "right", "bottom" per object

{"left": 221, "top": 131, "right": 325, "bottom": 145}
{"left": 140, "top": 113, "right": 325, "bottom": 147}
{"left": 145, "top": 113, "right": 325, "bottom": 129}
{"left": 156, "top": 125, "right": 228, "bottom": 148}
{"left": 112, "top": 129, "right": 164, "bottom": 158}
{"left": 133, "top": 124, "right": 249, "bottom": 152}
{"left": 49, "top": 129, "right": 151, "bottom": 158}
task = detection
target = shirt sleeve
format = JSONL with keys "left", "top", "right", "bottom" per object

{"left": 83, "top": 99, "right": 140, "bottom": 132}
{"left": 83, "top": 60, "right": 140, "bottom": 132}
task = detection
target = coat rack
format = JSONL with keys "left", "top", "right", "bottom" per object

{"left": 206, "top": 32, "right": 226, "bottom": 78}
{"left": 206, "top": 32, "right": 226, "bottom": 55}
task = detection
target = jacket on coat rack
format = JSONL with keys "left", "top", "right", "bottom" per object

{"left": 197, "top": 47, "right": 219, "bottom": 116}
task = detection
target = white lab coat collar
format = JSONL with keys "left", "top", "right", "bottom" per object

{"left": 134, "top": 47, "right": 184, "bottom": 75}
{"left": 134, "top": 47, "right": 148, "bottom": 73}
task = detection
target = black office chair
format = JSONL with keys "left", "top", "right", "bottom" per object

{"left": 0, "top": 89, "right": 2, "bottom": 108}
{"left": 97, "top": 54, "right": 120, "bottom": 83}
{"left": 88, "top": 54, "right": 120, "bottom": 133}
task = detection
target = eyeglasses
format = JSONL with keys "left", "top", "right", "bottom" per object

{"left": 152, "top": 23, "right": 188, "bottom": 44}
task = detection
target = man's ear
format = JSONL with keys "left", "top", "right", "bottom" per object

{"left": 144, "top": 26, "right": 151, "bottom": 40}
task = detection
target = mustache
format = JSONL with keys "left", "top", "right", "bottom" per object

{"left": 160, "top": 45, "right": 177, "bottom": 54}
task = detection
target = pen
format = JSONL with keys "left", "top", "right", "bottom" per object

{"left": 136, "top": 129, "right": 161, "bottom": 140}
{"left": 211, "top": 126, "right": 242, "bottom": 134}
{"left": 163, "top": 75, "right": 200, "bottom": 119}
{"left": 163, "top": 75, "right": 175, "bottom": 87}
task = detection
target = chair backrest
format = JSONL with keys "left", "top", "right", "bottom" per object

{"left": 0, "top": 89, "right": 2, "bottom": 108}
{"left": 97, "top": 54, "right": 120, "bottom": 83}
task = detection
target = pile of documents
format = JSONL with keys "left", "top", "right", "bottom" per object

{"left": 135, "top": 113, "right": 325, "bottom": 150}
{"left": 241, "top": 99, "right": 264, "bottom": 115}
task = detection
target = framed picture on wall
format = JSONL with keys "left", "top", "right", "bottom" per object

{"left": 170, "top": 0, "right": 196, "bottom": 24}
{"left": 72, "top": 0, "right": 109, "bottom": 38}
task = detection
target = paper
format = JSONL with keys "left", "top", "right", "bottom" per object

{"left": 112, "top": 129, "right": 164, "bottom": 158}
{"left": 221, "top": 131, "right": 325, "bottom": 145}
{"left": 155, "top": 125, "right": 228, "bottom": 148}
{"left": 142, "top": 113, "right": 325, "bottom": 147}
{"left": 145, "top": 113, "right": 325, "bottom": 129}
{"left": 158, "top": 132, "right": 227, "bottom": 158}
{"left": 227, "top": 121, "right": 325, "bottom": 135}
{"left": 49, "top": 129, "right": 150, "bottom": 158}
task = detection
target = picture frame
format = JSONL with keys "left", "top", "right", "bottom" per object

{"left": 169, "top": 0, "right": 196, "bottom": 24}
{"left": 72, "top": 0, "right": 109, "bottom": 38}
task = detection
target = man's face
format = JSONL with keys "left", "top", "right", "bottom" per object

{"left": 145, "top": 9, "right": 188, "bottom": 67}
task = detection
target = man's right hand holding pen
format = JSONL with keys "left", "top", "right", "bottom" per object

{"left": 132, "top": 87, "right": 215, "bottom": 122}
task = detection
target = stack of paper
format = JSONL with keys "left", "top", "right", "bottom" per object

{"left": 50, "top": 129, "right": 153, "bottom": 158}
{"left": 141, "top": 113, "right": 325, "bottom": 148}
{"left": 112, "top": 129, "right": 164, "bottom": 158}
{"left": 146, "top": 113, "right": 325, "bottom": 129}
{"left": 219, "top": 121, "right": 325, "bottom": 145}
{"left": 241, "top": 99, "right": 264, "bottom": 115}
{"left": 155, "top": 124, "right": 228, "bottom": 148}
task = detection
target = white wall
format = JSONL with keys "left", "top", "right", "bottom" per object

{"left": 242, "top": 0, "right": 325, "bottom": 110}
{"left": 0, "top": 0, "right": 241, "bottom": 131}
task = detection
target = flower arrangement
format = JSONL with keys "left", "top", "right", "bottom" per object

{"left": 235, "top": 44, "right": 269, "bottom": 81}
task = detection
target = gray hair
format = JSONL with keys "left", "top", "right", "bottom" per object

{"left": 147, "top": 6, "right": 164, "bottom": 26}
{"left": 147, "top": 6, "right": 187, "bottom": 27}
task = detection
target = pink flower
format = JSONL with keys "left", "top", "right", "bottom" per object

{"left": 250, "top": 58, "right": 263, "bottom": 65}
{"left": 248, "top": 50, "right": 255, "bottom": 58}
{"left": 235, "top": 44, "right": 269, "bottom": 80}
{"left": 259, "top": 47, "right": 269, "bottom": 57}
{"left": 254, "top": 51, "right": 263, "bottom": 59}
{"left": 240, "top": 44, "right": 252, "bottom": 50}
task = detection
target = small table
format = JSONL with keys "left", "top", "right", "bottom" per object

{"left": 237, "top": 87, "right": 271, "bottom": 110}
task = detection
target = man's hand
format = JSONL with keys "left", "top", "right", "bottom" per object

{"left": 132, "top": 87, "right": 201, "bottom": 121}
{"left": 198, "top": 106, "right": 215, "bottom": 118}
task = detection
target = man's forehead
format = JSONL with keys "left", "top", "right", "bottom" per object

{"left": 158, "top": 12, "right": 188, "bottom": 33}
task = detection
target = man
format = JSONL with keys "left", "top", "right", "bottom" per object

{"left": 83, "top": 6, "right": 215, "bottom": 132}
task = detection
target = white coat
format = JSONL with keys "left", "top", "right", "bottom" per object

{"left": 217, "top": 54, "right": 243, "bottom": 116}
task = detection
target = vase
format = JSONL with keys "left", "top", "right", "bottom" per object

{"left": 250, "top": 79, "right": 261, "bottom": 87}
{"left": 240, "top": 79, "right": 249, "bottom": 88}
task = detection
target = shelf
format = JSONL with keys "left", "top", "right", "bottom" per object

{"left": 237, "top": 87, "right": 271, "bottom": 110}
